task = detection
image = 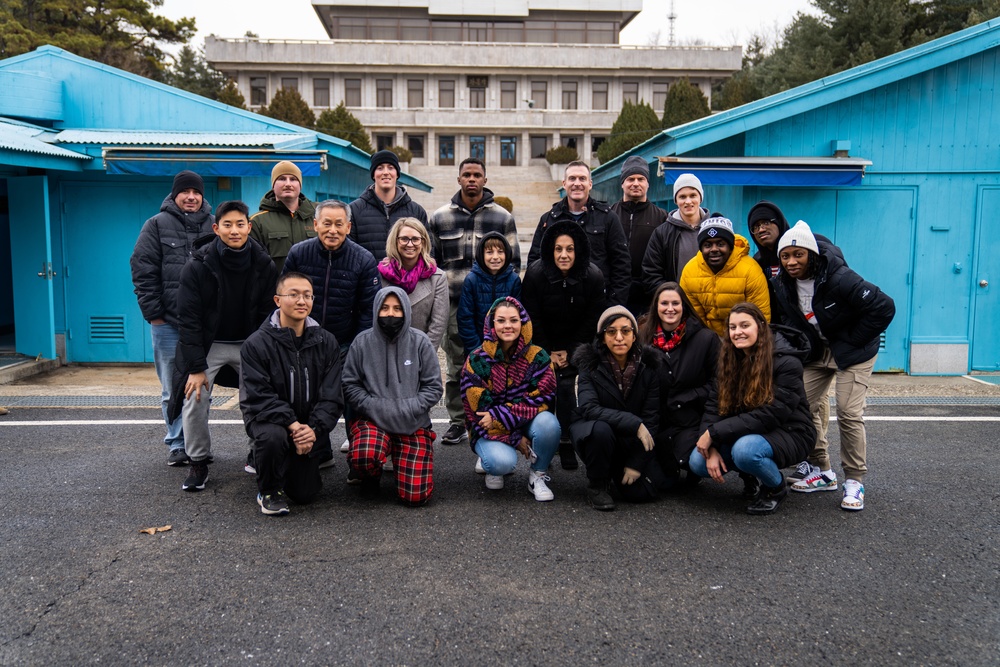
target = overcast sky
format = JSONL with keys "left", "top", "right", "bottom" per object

{"left": 159, "top": 0, "right": 817, "bottom": 50}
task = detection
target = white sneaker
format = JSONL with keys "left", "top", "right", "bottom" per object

{"left": 791, "top": 469, "right": 838, "bottom": 493}
{"left": 485, "top": 474, "right": 504, "bottom": 490}
{"left": 383, "top": 457, "right": 394, "bottom": 473}
{"left": 474, "top": 457, "right": 486, "bottom": 474}
{"left": 340, "top": 438, "right": 350, "bottom": 453}
{"left": 841, "top": 479, "right": 865, "bottom": 511}
{"left": 528, "top": 469, "right": 554, "bottom": 502}
{"left": 788, "top": 460, "right": 819, "bottom": 485}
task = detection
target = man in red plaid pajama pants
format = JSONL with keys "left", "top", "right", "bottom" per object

{"left": 342, "top": 286, "right": 443, "bottom": 506}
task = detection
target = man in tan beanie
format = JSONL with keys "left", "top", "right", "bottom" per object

{"left": 250, "top": 161, "right": 316, "bottom": 273}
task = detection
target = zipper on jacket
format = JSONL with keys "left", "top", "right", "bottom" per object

{"left": 304, "top": 365, "right": 311, "bottom": 404}
{"left": 289, "top": 366, "right": 296, "bottom": 405}
{"left": 321, "top": 253, "right": 332, "bottom": 325}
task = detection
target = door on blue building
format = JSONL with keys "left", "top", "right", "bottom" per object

{"left": 7, "top": 176, "right": 57, "bottom": 360}
{"left": 971, "top": 187, "right": 1000, "bottom": 370}
{"left": 759, "top": 187, "right": 913, "bottom": 372}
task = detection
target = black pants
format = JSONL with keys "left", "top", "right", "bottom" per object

{"left": 251, "top": 422, "right": 322, "bottom": 504}
{"left": 554, "top": 367, "right": 577, "bottom": 439}
{"left": 574, "top": 420, "right": 673, "bottom": 502}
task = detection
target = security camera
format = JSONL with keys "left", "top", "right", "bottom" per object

{"left": 525, "top": 99, "right": 535, "bottom": 108}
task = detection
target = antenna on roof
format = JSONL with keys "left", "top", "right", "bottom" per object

{"left": 668, "top": 0, "right": 677, "bottom": 46}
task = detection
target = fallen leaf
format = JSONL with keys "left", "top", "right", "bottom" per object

{"left": 138, "top": 525, "right": 172, "bottom": 535}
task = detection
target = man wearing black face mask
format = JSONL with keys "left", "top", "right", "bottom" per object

{"left": 341, "top": 286, "right": 443, "bottom": 506}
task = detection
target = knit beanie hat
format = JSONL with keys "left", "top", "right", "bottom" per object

{"left": 370, "top": 149, "right": 401, "bottom": 180}
{"left": 171, "top": 170, "right": 204, "bottom": 199}
{"left": 748, "top": 203, "right": 780, "bottom": 227}
{"left": 620, "top": 156, "right": 649, "bottom": 184}
{"left": 597, "top": 305, "right": 638, "bottom": 335}
{"left": 697, "top": 216, "right": 735, "bottom": 247}
{"left": 271, "top": 160, "right": 302, "bottom": 186}
{"left": 673, "top": 173, "right": 703, "bottom": 202}
{"left": 777, "top": 220, "right": 820, "bottom": 255}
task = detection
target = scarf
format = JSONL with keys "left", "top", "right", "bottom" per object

{"left": 377, "top": 256, "right": 436, "bottom": 294}
{"left": 652, "top": 320, "right": 686, "bottom": 353}
{"left": 603, "top": 346, "right": 641, "bottom": 399}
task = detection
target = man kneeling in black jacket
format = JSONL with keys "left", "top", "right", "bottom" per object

{"left": 240, "top": 273, "right": 344, "bottom": 515}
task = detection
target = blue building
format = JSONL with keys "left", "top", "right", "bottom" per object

{"left": 592, "top": 18, "right": 1000, "bottom": 375}
{"left": 0, "top": 46, "right": 429, "bottom": 363}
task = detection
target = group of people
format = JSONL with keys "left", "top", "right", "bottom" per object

{"left": 130, "top": 150, "right": 894, "bottom": 517}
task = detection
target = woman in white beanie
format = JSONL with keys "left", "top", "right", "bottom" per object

{"left": 771, "top": 220, "right": 896, "bottom": 511}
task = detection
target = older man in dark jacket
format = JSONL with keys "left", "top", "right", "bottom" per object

{"left": 168, "top": 200, "right": 278, "bottom": 493}
{"left": 130, "top": 170, "right": 214, "bottom": 467}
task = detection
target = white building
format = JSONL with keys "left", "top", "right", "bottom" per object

{"left": 206, "top": 0, "right": 742, "bottom": 168}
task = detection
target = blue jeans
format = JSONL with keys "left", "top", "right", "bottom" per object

{"left": 151, "top": 322, "right": 183, "bottom": 451}
{"left": 474, "top": 411, "right": 560, "bottom": 475}
{"left": 689, "top": 434, "right": 783, "bottom": 488}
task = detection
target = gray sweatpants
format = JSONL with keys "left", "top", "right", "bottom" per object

{"left": 181, "top": 342, "right": 243, "bottom": 462}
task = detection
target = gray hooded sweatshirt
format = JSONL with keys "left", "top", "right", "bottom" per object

{"left": 342, "top": 286, "right": 443, "bottom": 434}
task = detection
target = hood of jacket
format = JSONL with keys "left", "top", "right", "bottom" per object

{"left": 481, "top": 295, "right": 534, "bottom": 362}
{"left": 360, "top": 183, "right": 412, "bottom": 213}
{"left": 538, "top": 218, "right": 592, "bottom": 281}
{"left": 474, "top": 230, "right": 514, "bottom": 276}
{"left": 160, "top": 194, "right": 213, "bottom": 227}
{"left": 746, "top": 200, "right": 789, "bottom": 264}
{"left": 371, "top": 285, "right": 412, "bottom": 342}
{"left": 258, "top": 191, "right": 316, "bottom": 220}
{"left": 450, "top": 186, "right": 497, "bottom": 214}
{"left": 665, "top": 206, "right": 710, "bottom": 228}
{"left": 772, "top": 324, "right": 812, "bottom": 361}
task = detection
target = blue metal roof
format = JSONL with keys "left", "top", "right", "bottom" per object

{"left": 53, "top": 130, "right": 315, "bottom": 149}
{"left": 0, "top": 120, "right": 90, "bottom": 160}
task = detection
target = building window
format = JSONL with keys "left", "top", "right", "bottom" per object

{"left": 562, "top": 81, "right": 578, "bottom": 110}
{"left": 370, "top": 18, "right": 398, "bottom": 40}
{"left": 500, "top": 136, "right": 517, "bottom": 166}
{"left": 406, "top": 134, "right": 425, "bottom": 159}
{"left": 439, "top": 80, "right": 455, "bottom": 108}
{"left": 592, "top": 82, "right": 608, "bottom": 110}
{"left": 467, "top": 21, "right": 489, "bottom": 41}
{"left": 500, "top": 80, "right": 517, "bottom": 109}
{"left": 400, "top": 19, "right": 429, "bottom": 40}
{"left": 561, "top": 135, "right": 580, "bottom": 151}
{"left": 494, "top": 22, "right": 523, "bottom": 42}
{"left": 344, "top": 78, "right": 361, "bottom": 107}
{"left": 407, "top": 79, "right": 424, "bottom": 108}
{"left": 622, "top": 81, "right": 639, "bottom": 105}
{"left": 530, "top": 135, "right": 548, "bottom": 159}
{"left": 653, "top": 81, "right": 669, "bottom": 111}
{"left": 375, "top": 134, "right": 394, "bottom": 151}
{"left": 376, "top": 79, "right": 393, "bottom": 107}
{"left": 587, "top": 22, "right": 616, "bottom": 44}
{"left": 470, "top": 135, "right": 486, "bottom": 159}
{"left": 433, "top": 22, "right": 462, "bottom": 41}
{"left": 313, "top": 78, "right": 330, "bottom": 107}
{"left": 337, "top": 17, "right": 367, "bottom": 39}
{"left": 525, "top": 20, "right": 554, "bottom": 43}
{"left": 591, "top": 136, "right": 606, "bottom": 155}
{"left": 250, "top": 77, "right": 267, "bottom": 106}
{"left": 439, "top": 135, "right": 455, "bottom": 166}
{"left": 280, "top": 77, "right": 298, "bottom": 92}
{"left": 530, "top": 81, "right": 547, "bottom": 109}
{"left": 558, "top": 21, "right": 586, "bottom": 44}
{"left": 468, "top": 76, "right": 487, "bottom": 109}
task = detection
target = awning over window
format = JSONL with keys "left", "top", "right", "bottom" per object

{"left": 658, "top": 156, "right": 872, "bottom": 187}
{"left": 102, "top": 148, "right": 327, "bottom": 177}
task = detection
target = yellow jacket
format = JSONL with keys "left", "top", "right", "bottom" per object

{"left": 679, "top": 235, "right": 771, "bottom": 336}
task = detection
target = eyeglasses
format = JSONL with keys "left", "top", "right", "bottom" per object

{"left": 750, "top": 219, "right": 776, "bottom": 232}
{"left": 604, "top": 327, "right": 634, "bottom": 338}
{"left": 398, "top": 236, "right": 422, "bottom": 246}
{"left": 277, "top": 292, "right": 315, "bottom": 302}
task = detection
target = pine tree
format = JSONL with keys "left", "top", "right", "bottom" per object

{"left": 662, "top": 79, "right": 711, "bottom": 129}
{"left": 217, "top": 79, "right": 247, "bottom": 110}
{"left": 166, "top": 45, "right": 225, "bottom": 100}
{"left": 316, "top": 103, "right": 373, "bottom": 153}
{"left": 259, "top": 87, "right": 315, "bottom": 129}
{"left": 597, "top": 100, "right": 662, "bottom": 164}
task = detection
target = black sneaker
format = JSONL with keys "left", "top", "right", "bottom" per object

{"left": 167, "top": 448, "right": 190, "bottom": 467}
{"left": 318, "top": 449, "right": 336, "bottom": 470}
{"left": 559, "top": 441, "right": 579, "bottom": 471}
{"left": 346, "top": 468, "right": 363, "bottom": 486}
{"left": 257, "top": 491, "right": 290, "bottom": 516}
{"left": 740, "top": 473, "right": 760, "bottom": 500}
{"left": 587, "top": 482, "right": 616, "bottom": 511}
{"left": 440, "top": 423, "right": 467, "bottom": 446}
{"left": 746, "top": 482, "right": 788, "bottom": 515}
{"left": 182, "top": 461, "right": 209, "bottom": 492}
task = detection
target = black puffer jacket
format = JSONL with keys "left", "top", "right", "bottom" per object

{"left": 611, "top": 199, "right": 668, "bottom": 309}
{"left": 771, "top": 243, "right": 895, "bottom": 369}
{"left": 349, "top": 185, "right": 428, "bottom": 261}
{"left": 528, "top": 196, "right": 630, "bottom": 307}
{"left": 700, "top": 328, "right": 816, "bottom": 469}
{"left": 239, "top": 311, "right": 344, "bottom": 448}
{"left": 520, "top": 219, "right": 605, "bottom": 358}
{"left": 283, "top": 237, "right": 380, "bottom": 347}
{"left": 130, "top": 195, "right": 214, "bottom": 325}
{"left": 570, "top": 342, "right": 661, "bottom": 473}
{"left": 167, "top": 236, "right": 278, "bottom": 420}
{"left": 650, "top": 316, "right": 720, "bottom": 467}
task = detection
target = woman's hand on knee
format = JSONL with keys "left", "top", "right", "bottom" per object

{"left": 705, "top": 448, "right": 727, "bottom": 484}
{"left": 622, "top": 467, "right": 641, "bottom": 485}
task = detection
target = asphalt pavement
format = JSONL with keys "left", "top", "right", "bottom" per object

{"left": 1, "top": 398, "right": 997, "bottom": 665}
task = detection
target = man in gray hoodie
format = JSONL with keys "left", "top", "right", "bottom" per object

{"left": 342, "top": 286, "right": 443, "bottom": 506}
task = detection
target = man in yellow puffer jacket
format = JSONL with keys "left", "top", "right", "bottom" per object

{"left": 679, "top": 216, "right": 771, "bottom": 336}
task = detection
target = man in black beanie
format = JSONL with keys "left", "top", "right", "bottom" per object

{"left": 349, "top": 149, "right": 427, "bottom": 260}
{"left": 130, "top": 170, "right": 214, "bottom": 467}
{"left": 611, "top": 156, "right": 667, "bottom": 314}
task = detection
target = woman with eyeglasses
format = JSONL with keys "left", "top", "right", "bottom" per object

{"left": 638, "top": 281, "right": 719, "bottom": 489}
{"left": 377, "top": 217, "right": 448, "bottom": 350}
{"left": 520, "top": 219, "right": 605, "bottom": 471}
{"left": 570, "top": 306, "right": 667, "bottom": 511}
{"left": 691, "top": 302, "right": 816, "bottom": 515}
